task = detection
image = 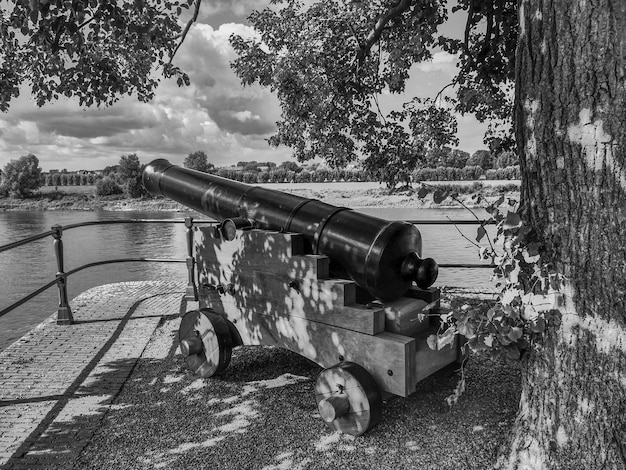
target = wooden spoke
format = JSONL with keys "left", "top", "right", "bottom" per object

{"left": 314, "top": 361, "right": 382, "bottom": 436}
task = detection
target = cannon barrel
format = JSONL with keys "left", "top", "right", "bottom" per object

{"left": 143, "top": 159, "right": 438, "bottom": 301}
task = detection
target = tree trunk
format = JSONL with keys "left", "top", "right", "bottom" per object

{"left": 504, "top": 1, "right": 626, "bottom": 468}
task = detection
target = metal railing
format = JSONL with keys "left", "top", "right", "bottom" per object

{"left": 405, "top": 219, "right": 497, "bottom": 270}
{"left": 0, "top": 217, "right": 494, "bottom": 325}
{"left": 0, "top": 218, "right": 215, "bottom": 324}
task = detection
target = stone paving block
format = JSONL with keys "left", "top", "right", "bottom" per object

{"left": 0, "top": 281, "right": 185, "bottom": 469}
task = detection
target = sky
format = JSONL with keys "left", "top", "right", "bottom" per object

{"left": 0, "top": 0, "right": 488, "bottom": 172}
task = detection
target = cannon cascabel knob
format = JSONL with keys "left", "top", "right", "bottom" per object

{"left": 401, "top": 252, "right": 439, "bottom": 289}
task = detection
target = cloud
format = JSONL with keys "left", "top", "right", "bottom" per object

{"left": 414, "top": 51, "right": 458, "bottom": 73}
{"left": 191, "top": 0, "right": 268, "bottom": 27}
{"left": 0, "top": 21, "right": 288, "bottom": 171}
{"left": 0, "top": 10, "right": 486, "bottom": 172}
{"left": 231, "top": 110, "right": 259, "bottom": 122}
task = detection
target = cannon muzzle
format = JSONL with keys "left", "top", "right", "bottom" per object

{"left": 143, "top": 159, "right": 438, "bottom": 301}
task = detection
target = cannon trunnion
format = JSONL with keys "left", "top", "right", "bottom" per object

{"left": 141, "top": 159, "right": 462, "bottom": 435}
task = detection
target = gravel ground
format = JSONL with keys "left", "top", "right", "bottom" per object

{"left": 75, "top": 299, "right": 521, "bottom": 470}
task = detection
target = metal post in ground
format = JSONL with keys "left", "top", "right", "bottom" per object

{"left": 52, "top": 225, "right": 73, "bottom": 324}
{"left": 185, "top": 217, "right": 198, "bottom": 301}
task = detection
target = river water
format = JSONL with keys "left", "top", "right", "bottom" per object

{"left": 0, "top": 207, "right": 497, "bottom": 351}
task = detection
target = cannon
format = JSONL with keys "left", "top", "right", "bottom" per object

{"left": 143, "top": 159, "right": 464, "bottom": 435}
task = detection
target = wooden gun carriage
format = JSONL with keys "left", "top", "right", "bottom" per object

{"left": 143, "top": 159, "right": 464, "bottom": 436}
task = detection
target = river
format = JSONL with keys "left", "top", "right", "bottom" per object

{"left": 0, "top": 207, "right": 498, "bottom": 351}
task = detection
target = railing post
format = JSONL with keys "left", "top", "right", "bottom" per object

{"left": 185, "top": 217, "right": 198, "bottom": 301}
{"left": 52, "top": 225, "right": 73, "bottom": 325}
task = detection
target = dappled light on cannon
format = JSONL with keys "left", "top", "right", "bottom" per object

{"left": 143, "top": 159, "right": 463, "bottom": 435}
{"left": 143, "top": 158, "right": 438, "bottom": 301}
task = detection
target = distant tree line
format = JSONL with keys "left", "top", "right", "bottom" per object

{"left": 0, "top": 148, "right": 520, "bottom": 200}
{"left": 205, "top": 148, "right": 520, "bottom": 186}
{"left": 43, "top": 171, "right": 98, "bottom": 186}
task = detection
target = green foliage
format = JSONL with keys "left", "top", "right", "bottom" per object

{"left": 95, "top": 176, "right": 123, "bottom": 196}
{"left": 494, "top": 150, "right": 518, "bottom": 168}
{"left": 467, "top": 150, "right": 493, "bottom": 170}
{"left": 424, "top": 192, "right": 563, "bottom": 402}
{"left": 442, "top": 149, "right": 470, "bottom": 169}
{"left": 0, "top": 154, "right": 42, "bottom": 198}
{"left": 488, "top": 165, "right": 520, "bottom": 180}
{"left": 230, "top": 0, "right": 518, "bottom": 176}
{"left": 184, "top": 151, "right": 214, "bottom": 173}
{"left": 118, "top": 154, "right": 148, "bottom": 198}
{"left": 445, "top": 0, "right": 518, "bottom": 153}
{"left": 412, "top": 165, "right": 486, "bottom": 182}
{"left": 242, "top": 171, "right": 257, "bottom": 183}
{"left": 103, "top": 165, "right": 119, "bottom": 176}
{"left": 279, "top": 161, "right": 302, "bottom": 173}
{"left": 1, "top": 0, "right": 194, "bottom": 111}
{"left": 231, "top": 1, "right": 457, "bottom": 184}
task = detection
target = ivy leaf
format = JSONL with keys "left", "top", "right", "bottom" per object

{"left": 508, "top": 326, "right": 523, "bottom": 341}
{"left": 530, "top": 317, "right": 546, "bottom": 333}
{"left": 485, "top": 204, "right": 499, "bottom": 216}
{"left": 476, "top": 225, "right": 487, "bottom": 242}
{"left": 503, "top": 211, "right": 522, "bottom": 230}
{"left": 433, "top": 189, "right": 448, "bottom": 203}
{"left": 457, "top": 319, "right": 475, "bottom": 337}
{"left": 505, "top": 344, "right": 521, "bottom": 360}
{"left": 526, "top": 242, "right": 540, "bottom": 256}
{"left": 437, "top": 328, "right": 456, "bottom": 349}
{"left": 545, "top": 309, "right": 562, "bottom": 327}
{"left": 501, "top": 288, "right": 517, "bottom": 305}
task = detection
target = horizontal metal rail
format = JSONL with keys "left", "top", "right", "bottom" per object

{"left": 0, "top": 230, "right": 56, "bottom": 253}
{"left": 0, "top": 218, "right": 216, "bottom": 253}
{"left": 60, "top": 218, "right": 216, "bottom": 232}
{"left": 0, "top": 259, "right": 187, "bottom": 320}
{"left": 64, "top": 258, "right": 186, "bottom": 277}
{"left": 439, "top": 263, "right": 495, "bottom": 269}
{"left": 0, "top": 216, "right": 497, "bottom": 323}
{"left": 0, "top": 218, "right": 211, "bottom": 322}
{"left": 406, "top": 219, "right": 496, "bottom": 225}
{"left": 0, "top": 278, "right": 59, "bottom": 319}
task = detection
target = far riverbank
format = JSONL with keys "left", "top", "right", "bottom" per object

{"left": 0, "top": 181, "right": 520, "bottom": 212}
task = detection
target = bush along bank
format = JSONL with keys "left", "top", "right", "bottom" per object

{"left": 0, "top": 182, "right": 520, "bottom": 212}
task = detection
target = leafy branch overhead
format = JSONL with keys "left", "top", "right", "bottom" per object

{"left": 229, "top": 0, "right": 518, "bottom": 181}
{"left": 0, "top": 0, "right": 197, "bottom": 111}
{"left": 3, "top": 0, "right": 517, "bottom": 174}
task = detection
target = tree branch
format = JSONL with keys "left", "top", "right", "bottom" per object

{"left": 169, "top": 0, "right": 201, "bottom": 64}
{"left": 434, "top": 82, "right": 455, "bottom": 104}
{"left": 463, "top": 0, "right": 475, "bottom": 64}
{"left": 356, "top": 0, "right": 413, "bottom": 65}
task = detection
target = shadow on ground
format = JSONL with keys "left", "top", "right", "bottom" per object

{"left": 50, "top": 314, "right": 523, "bottom": 470}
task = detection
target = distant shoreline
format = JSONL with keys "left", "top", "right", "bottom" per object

{"left": 0, "top": 182, "right": 520, "bottom": 212}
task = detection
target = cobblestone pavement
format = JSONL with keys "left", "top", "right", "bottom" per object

{"left": 0, "top": 281, "right": 188, "bottom": 469}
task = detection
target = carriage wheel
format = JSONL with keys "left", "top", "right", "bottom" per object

{"left": 314, "top": 362, "right": 382, "bottom": 436}
{"left": 178, "top": 308, "right": 233, "bottom": 377}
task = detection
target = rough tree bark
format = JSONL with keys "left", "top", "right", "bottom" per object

{"left": 504, "top": 0, "right": 626, "bottom": 468}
